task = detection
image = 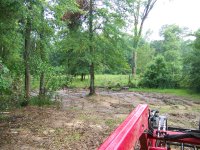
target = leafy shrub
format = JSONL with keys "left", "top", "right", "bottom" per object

{"left": 28, "top": 96, "right": 55, "bottom": 107}
{"left": 0, "top": 95, "right": 25, "bottom": 111}
{"left": 47, "top": 75, "right": 72, "bottom": 91}
{"left": 0, "top": 96, "right": 13, "bottom": 111}
{"left": 128, "top": 77, "right": 139, "bottom": 88}
{"left": 140, "top": 56, "right": 177, "bottom": 88}
{"left": 0, "top": 61, "right": 12, "bottom": 94}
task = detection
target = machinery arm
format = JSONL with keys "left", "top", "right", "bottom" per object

{"left": 98, "top": 104, "right": 149, "bottom": 150}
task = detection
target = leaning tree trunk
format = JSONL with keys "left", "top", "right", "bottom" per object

{"left": 89, "top": 0, "right": 95, "bottom": 95}
{"left": 24, "top": 17, "right": 31, "bottom": 99}
{"left": 132, "top": 35, "right": 139, "bottom": 77}
{"left": 131, "top": 0, "right": 157, "bottom": 77}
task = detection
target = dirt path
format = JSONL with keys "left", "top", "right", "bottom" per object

{"left": 0, "top": 89, "right": 199, "bottom": 150}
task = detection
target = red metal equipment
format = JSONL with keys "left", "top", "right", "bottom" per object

{"left": 98, "top": 104, "right": 200, "bottom": 150}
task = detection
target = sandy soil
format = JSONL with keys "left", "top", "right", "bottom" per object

{"left": 0, "top": 88, "right": 199, "bottom": 150}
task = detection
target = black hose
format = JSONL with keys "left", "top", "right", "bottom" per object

{"left": 164, "top": 133, "right": 200, "bottom": 140}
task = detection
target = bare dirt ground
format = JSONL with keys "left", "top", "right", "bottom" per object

{"left": 0, "top": 88, "right": 199, "bottom": 150}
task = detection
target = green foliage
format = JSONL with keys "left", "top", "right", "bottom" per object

{"left": 0, "top": 61, "right": 11, "bottom": 93}
{"left": 0, "top": 96, "right": 13, "bottom": 111}
{"left": 137, "top": 41, "right": 155, "bottom": 74}
{"left": 160, "top": 25, "right": 183, "bottom": 81}
{"left": 38, "top": 66, "right": 72, "bottom": 91}
{"left": 128, "top": 77, "right": 139, "bottom": 88}
{"left": 188, "top": 30, "right": 200, "bottom": 92}
{"left": 54, "top": 0, "right": 130, "bottom": 79}
{"left": 55, "top": 31, "right": 90, "bottom": 76}
{"left": 150, "top": 24, "right": 185, "bottom": 87}
{"left": 0, "top": 114, "right": 10, "bottom": 122}
{"left": 29, "top": 96, "right": 55, "bottom": 107}
{"left": 0, "top": 94, "right": 25, "bottom": 111}
{"left": 0, "top": 0, "right": 24, "bottom": 76}
{"left": 140, "top": 55, "right": 176, "bottom": 88}
{"left": 47, "top": 75, "right": 73, "bottom": 91}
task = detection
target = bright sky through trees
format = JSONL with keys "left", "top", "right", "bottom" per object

{"left": 143, "top": 0, "right": 200, "bottom": 40}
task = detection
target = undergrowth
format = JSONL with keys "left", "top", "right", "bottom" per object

{"left": 28, "top": 96, "right": 56, "bottom": 107}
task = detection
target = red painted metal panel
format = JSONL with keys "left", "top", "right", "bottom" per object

{"left": 98, "top": 104, "right": 149, "bottom": 150}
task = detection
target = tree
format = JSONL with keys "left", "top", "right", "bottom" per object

{"left": 88, "top": 0, "right": 95, "bottom": 95}
{"left": 181, "top": 40, "right": 193, "bottom": 87}
{"left": 159, "top": 24, "right": 183, "bottom": 86}
{"left": 24, "top": 2, "right": 32, "bottom": 99}
{"left": 55, "top": 0, "right": 90, "bottom": 85}
{"left": 37, "top": 2, "right": 54, "bottom": 96}
{"left": 0, "top": 0, "right": 23, "bottom": 90}
{"left": 132, "top": 0, "right": 157, "bottom": 76}
{"left": 137, "top": 41, "right": 155, "bottom": 74}
{"left": 38, "top": 7, "right": 46, "bottom": 96}
{"left": 56, "top": 0, "right": 128, "bottom": 95}
{"left": 115, "top": 0, "right": 157, "bottom": 76}
{"left": 188, "top": 30, "right": 200, "bottom": 92}
{"left": 21, "top": 0, "right": 55, "bottom": 98}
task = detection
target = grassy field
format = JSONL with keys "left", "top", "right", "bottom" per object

{"left": 70, "top": 74, "right": 130, "bottom": 88}
{"left": 129, "top": 88, "right": 200, "bottom": 101}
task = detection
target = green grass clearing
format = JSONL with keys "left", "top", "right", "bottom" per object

{"left": 70, "top": 74, "right": 130, "bottom": 88}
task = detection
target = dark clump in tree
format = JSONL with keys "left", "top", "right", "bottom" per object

{"left": 62, "top": 0, "right": 89, "bottom": 29}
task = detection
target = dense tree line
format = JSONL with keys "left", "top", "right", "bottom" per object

{"left": 141, "top": 25, "right": 200, "bottom": 91}
{"left": 0, "top": 0, "right": 200, "bottom": 109}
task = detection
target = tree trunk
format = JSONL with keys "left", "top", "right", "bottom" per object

{"left": 89, "top": 0, "right": 95, "bottom": 95}
{"left": 89, "top": 62, "right": 95, "bottom": 95}
{"left": 25, "top": 64, "right": 30, "bottom": 99}
{"left": 132, "top": 51, "right": 137, "bottom": 76}
{"left": 39, "top": 72, "right": 45, "bottom": 96}
{"left": 131, "top": 0, "right": 157, "bottom": 77}
{"left": 81, "top": 73, "right": 84, "bottom": 81}
{"left": 132, "top": 36, "right": 139, "bottom": 77}
{"left": 39, "top": 7, "right": 46, "bottom": 96}
{"left": 24, "top": 17, "right": 31, "bottom": 99}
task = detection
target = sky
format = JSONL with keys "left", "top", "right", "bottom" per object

{"left": 143, "top": 0, "right": 200, "bottom": 40}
